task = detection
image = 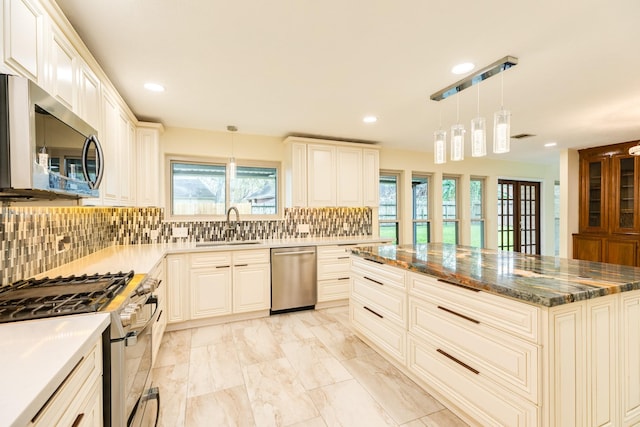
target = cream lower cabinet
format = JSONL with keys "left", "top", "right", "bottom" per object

{"left": 151, "top": 260, "right": 167, "bottom": 364}
{"left": 317, "top": 245, "right": 353, "bottom": 303}
{"left": 31, "top": 338, "right": 102, "bottom": 427}
{"left": 350, "top": 257, "right": 407, "bottom": 364}
{"left": 350, "top": 261, "right": 640, "bottom": 427}
{"left": 167, "top": 249, "right": 270, "bottom": 324}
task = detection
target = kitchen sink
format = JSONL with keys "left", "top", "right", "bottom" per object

{"left": 195, "top": 240, "right": 263, "bottom": 247}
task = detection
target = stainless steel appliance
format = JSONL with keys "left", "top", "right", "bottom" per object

{"left": 0, "top": 73, "right": 104, "bottom": 199}
{"left": 0, "top": 271, "right": 160, "bottom": 427}
{"left": 271, "top": 246, "right": 317, "bottom": 313}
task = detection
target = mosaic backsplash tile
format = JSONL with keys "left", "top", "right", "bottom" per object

{"left": 0, "top": 206, "right": 371, "bottom": 285}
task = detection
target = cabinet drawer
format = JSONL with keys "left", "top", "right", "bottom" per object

{"left": 408, "top": 272, "right": 539, "bottom": 343}
{"left": 32, "top": 340, "right": 102, "bottom": 426}
{"left": 409, "top": 297, "right": 539, "bottom": 404}
{"left": 318, "top": 258, "right": 351, "bottom": 280}
{"left": 190, "top": 251, "right": 232, "bottom": 268}
{"left": 350, "top": 296, "right": 406, "bottom": 364}
{"left": 318, "top": 278, "right": 350, "bottom": 302}
{"left": 233, "top": 249, "right": 270, "bottom": 265}
{"left": 352, "top": 275, "right": 406, "bottom": 326}
{"left": 317, "top": 245, "right": 353, "bottom": 259}
{"left": 351, "top": 257, "right": 405, "bottom": 290}
{"left": 408, "top": 336, "right": 538, "bottom": 427}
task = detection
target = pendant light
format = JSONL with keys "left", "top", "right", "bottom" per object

{"left": 227, "top": 125, "right": 237, "bottom": 180}
{"left": 434, "top": 108, "right": 447, "bottom": 164}
{"left": 450, "top": 94, "right": 465, "bottom": 161}
{"left": 493, "top": 73, "right": 511, "bottom": 154}
{"left": 471, "top": 83, "right": 487, "bottom": 157}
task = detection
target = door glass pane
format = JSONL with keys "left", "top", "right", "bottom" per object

{"left": 588, "top": 161, "right": 602, "bottom": 227}
{"left": 619, "top": 157, "right": 634, "bottom": 228}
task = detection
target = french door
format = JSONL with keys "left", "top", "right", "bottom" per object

{"left": 498, "top": 180, "right": 541, "bottom": 254}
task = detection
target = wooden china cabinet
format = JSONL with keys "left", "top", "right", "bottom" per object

{"left": 573, "top": 140, "right": 640, "bottom": 266}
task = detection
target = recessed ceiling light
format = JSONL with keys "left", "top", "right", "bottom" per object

{"left": 451, "top": 62, "right": 475, "bottom": 75}
{"left": 144, "top": 82, "right": 165, "bottom": 92}
{"left": 544, "top": 142, "right": 557, "bottom": 148}
{"left": 363, "top": 116, "right": 377, "bottom": 123}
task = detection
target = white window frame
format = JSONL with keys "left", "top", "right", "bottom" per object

{"left": 412, "top": 173, "right": 432, "bottom": 244}
{"left": 379, "top": 170, "right": 402, "bottom": 244}
{"left": 470, "top": 176, "right": 486, "bottom": 248}
{"left": 166, "top": 155, "right": 282, "bottom": 221}
{"left": 442, "top": 175, "right": 460, "bottom": 244}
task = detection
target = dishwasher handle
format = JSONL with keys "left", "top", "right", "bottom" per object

{"left": 273, "top": 250, "right": 316, "bottom": 256}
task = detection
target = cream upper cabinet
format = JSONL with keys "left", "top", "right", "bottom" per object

{"left": 363, "top": 148, "right": 380, "bottom": 206}
{"left": 308, "top": 144, "right": 337, "bottom": 207}
{"left": 336, "top": 146, "right": 362, "bottom": 206}
{"left": 45, "top": 24, "right": 77, "bottom": 109}
{"left": 2, "top": 0, "right": 44, "bottom": 81}
{"left": 76, "top": 63, "right": 101, "bottom": 130}
{"left": 136, "top": 123, "right": 164, "bottom": 207}
{"left": 284, "top": 137, "right": 380, "bottom": 208}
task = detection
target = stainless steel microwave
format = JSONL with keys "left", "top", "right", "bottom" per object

{"left": 0, "top": 74, "right": 104, "bottom": 199}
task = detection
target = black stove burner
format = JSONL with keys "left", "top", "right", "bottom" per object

{"left": 0, "top": 271, "right": 134, "bottom": 323}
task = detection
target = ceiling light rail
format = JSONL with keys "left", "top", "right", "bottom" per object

{"left": 430, "top": 56, "right": 518, "bottom": 102}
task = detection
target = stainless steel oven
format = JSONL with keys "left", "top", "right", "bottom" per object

{"left": 0, "top": 271, "right": 161, "bottom": 427}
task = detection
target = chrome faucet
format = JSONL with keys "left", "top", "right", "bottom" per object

{"left": 223, "top": 206, "right": 240, "bottom": 241}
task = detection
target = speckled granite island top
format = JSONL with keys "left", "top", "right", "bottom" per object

{"left": 351, "top": 243, "right": 640, "bottom": 307}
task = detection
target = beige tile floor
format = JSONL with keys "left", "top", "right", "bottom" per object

{"left": 152, "top": 306, "right": 469, "bottom": 427}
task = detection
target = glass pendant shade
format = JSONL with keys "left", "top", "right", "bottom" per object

{"left": 471, "top": 116, "right": 487, "bottom": 157}
{"left": 434, "top": 129, "right": 447, "bottom": 164}
{"left": 493, "top": 108, "right": 511, "bottom": 154}
{"left": 229, "top": 157, "right": 237, "bottom": 180}
{"left": 450, "top": 124, "right": 465, "bottom": 161}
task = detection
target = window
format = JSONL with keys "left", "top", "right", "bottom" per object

{"left": 169, "top": 158, "right": 279, "bottom": 218}
{"left": 470, "top": 177, "right": 485, "bottom": 248}
{"left": 554, "top": 180, "right": 560, "bottom": 256}
{"left": 442, "top": 176, "right": 459, "bottom": 244}
{"left": 379, "top": 173, "right": 400, "bottom": 243}
{"left": 412, "top": 175, "right": 430, "bottom": 244}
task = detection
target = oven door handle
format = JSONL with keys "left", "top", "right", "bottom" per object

{"left": 125, "top": 296, "right": 159, "bottom": 346}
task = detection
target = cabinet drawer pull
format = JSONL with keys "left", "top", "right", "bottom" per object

{"left": 364, "top": 306, "right": 383, "bottom": 319}
{"left": 338, "top": 256, "right": 350, "bottom": 260}
{"left": 216, "top": 265, "right": 230, "bottom": 269}
{"left": 338, "top": 277, "right": 350, "bottom": 281}
{"left": 234, "top": 264, "right": 248, "bottom": 267}
{"left": 437, "top": 305, "right": 480, "bottom": 324}
{"left": 364, "top": 276, "right": 383, "bottom": 286}
{"left": 71, "top": 413, "right": 85, "bottom": 427}
{"left": 437, "top": 278, "right": 480, "bottom": 292}
{"left": 156, "top": 309, "right": 163, "bottom": 322}
{"left": 365, "top": 257, "right": 384, "bottom": 265}
{"left": 436, "top": 349, "right": 479, "bottom": 375}
{"left": 338, "top": 243, "right": 357, "bottom": 246}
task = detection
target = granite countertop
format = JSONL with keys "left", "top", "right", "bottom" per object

{"left": 0, "top": 313, "right": 110, "bottom": 427}
{"left": 350, "top": 243, "right": 640, "bottom": 307}
{"left": 37, "top": 236, "right": 390, "bottom": 279}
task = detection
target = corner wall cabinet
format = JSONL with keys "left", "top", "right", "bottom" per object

{"left": 350, "top": 259, "right": 640, "bottom": 427}
{"left": 573, "top": 140, "right": 640, "bottom": 266}
{"left": 283, "top": 136, "right": 380, "bottom": 208}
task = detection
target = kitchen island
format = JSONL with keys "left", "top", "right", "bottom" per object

{"left": 349, "top": 243, "right": 640, "bottom": 427}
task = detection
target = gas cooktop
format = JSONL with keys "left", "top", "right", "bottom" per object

{"left": 0, "top": 271, "right": 134, "bottom": 323}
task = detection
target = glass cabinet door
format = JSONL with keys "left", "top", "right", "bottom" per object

{"left": 581, "top": 157, "right": 608, "bottom": 232}
{"left": 613, "top": 155, "right": 639, "bottom": 233}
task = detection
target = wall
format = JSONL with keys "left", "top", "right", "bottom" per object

{"left": 0, "top": 206, "right": 371, "bottom": 285}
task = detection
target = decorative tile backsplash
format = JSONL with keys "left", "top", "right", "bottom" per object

{"left": 0, "top": 206, "right": 371, "bottom": 285}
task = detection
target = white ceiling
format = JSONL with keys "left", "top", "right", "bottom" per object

{"left": 55, "top": 0, "right": 640, "bottom": 164}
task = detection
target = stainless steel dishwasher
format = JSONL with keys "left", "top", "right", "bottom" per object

{"left": 271, "top": 246, "right": 317, "bottom": 314}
